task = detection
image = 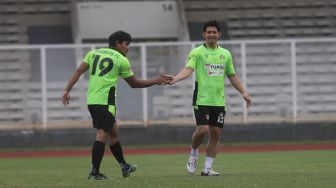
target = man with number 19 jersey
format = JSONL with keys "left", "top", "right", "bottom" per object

{"left": 84, "top": 48, "right": 134, "bottom": 116}
{"left": 62, "top": 31, "right": 173, "bottom": 181}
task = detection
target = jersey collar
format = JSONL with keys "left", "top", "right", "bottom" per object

{"left": 203, "top": 43, "right": 218, "bottom": 49}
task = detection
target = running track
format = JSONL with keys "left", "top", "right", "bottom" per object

{"left": 1, "top": 144, "right": 336, "bottom": 158}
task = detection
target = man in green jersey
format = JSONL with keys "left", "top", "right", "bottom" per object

{"left": 62, "top": 31, "right": 172, "bottom": 180}
{"left": 169, "top": 20, "right": 252, "bottom": 176}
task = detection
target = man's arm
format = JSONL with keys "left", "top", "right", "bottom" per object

{"left": 124, "top": 74, "right": 173, "bottom": 88}
{"left": 62, "top": 62, "right": 89, "bottom": 106}
{"left": 228, "top": 74, "right": 252, "bottom": 107}
{"left": 169, "top": 67, "right": 194, "bottom": 85}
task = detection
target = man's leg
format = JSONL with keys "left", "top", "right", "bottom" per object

{"left": 191, "top": 125, "right": 209, "bottom": 150}
{"left": 88, "top": 129, "right": 108, "bottom": 180}
{"left": 109, "top": 123, "right": 137, "bottom": 177}
{"left": 201, "top": 126, "right": 221, "bottom": 176}
{"left": 187, "top": 125, "right": 208, "bottom": 174}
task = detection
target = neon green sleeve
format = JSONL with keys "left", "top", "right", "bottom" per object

{"left": 225, "top": 52, "right": 235, "bottom": 76}
{"left": 186, "top": 49, "right": 197, "bottom": 70}
{"left": 120, "top": 58, "right": 134, "bottom": 78}
{"left": 83, "top": 51, "right": 94, "bottom": 65}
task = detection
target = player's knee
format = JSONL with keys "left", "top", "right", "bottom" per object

{"left": 95, "top": 129, "right": 108, "bottom": 142}
{"left": 109, "top": 136, "right": 119, "bottom": 144}
{"left": 196, "top": 126, "right": 208, "bottom": 135}
{"left": 209, "top": 128, "right": 221, "bottom": 139}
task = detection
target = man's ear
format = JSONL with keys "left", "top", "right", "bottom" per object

{"left": 110, "top": 40, "right": 119, "bottom": 48}
{"left": 114, "top": 40, "right": 120, "bottom": 48}
{"left": 116, "top": 40, "right": 122, "bottom": 45}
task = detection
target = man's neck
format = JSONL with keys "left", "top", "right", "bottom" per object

{"left": 205, "top": 43, "right": 217, "bottom": 49}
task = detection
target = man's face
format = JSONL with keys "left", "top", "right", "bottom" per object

{"left": 203, "top": 26, "right": 221, "bottom": 44}
{"left": 116, "top": 41, "right": 130, "bottom": 56}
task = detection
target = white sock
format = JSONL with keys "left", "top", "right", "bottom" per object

{"left": 190, "top": 147, "right": 198, "bottom": 158}
{"left": 204, "top": 156, "right": 215, "bottom": 169}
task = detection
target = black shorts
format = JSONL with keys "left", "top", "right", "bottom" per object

{"left": 88, "top": 105, "right": 116, "bottom": 132}
{"left": 194, "top": 105, "right": 226, "bottom": 128}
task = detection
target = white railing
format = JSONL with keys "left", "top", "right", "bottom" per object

{"left": 0, "top": 38, "right": 336, "bottom": 129}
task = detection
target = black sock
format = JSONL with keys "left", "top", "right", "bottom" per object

{"left": 109, "top": 141, "right": 127, "bottom": 167}
{"left": 91, "top": 140, "right": 105, "bottom": 174}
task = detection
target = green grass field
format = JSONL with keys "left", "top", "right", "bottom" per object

{"left": 1, "top": 150, "right": 336, "bottom": 188}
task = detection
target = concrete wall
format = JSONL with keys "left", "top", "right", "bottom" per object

{"left": 0, "top": 122, "right": 336, "bottom": 148}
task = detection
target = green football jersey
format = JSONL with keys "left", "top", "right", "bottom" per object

{"left": 83, "top": 48, "right": 134, "bottom": 108}
{"left": 186, "top": 44, "right": 235, "bottom": 106}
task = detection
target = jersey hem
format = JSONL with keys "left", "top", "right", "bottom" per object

{"left": 194, "top": 103, "right": 226, "bottom": 107}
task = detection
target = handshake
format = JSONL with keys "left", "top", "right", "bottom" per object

{"left": 156, "top": 74, "right": 178, "bottom": 85}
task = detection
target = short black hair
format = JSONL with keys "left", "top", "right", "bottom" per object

{"left": 108, "top": 31, "right": 132, "bottom": 48}
{"left": 203, "top": 20, "right": 221, "bottom": 32}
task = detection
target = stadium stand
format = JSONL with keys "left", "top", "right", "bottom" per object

{"left": 184, "top": 0, "right": 336, "bottom": 39}
{"left": 0, "top": 50, "right": 30, "bottom": 122}
{"left": 0, "top": 0, "right": 335, "bottom": 42}
{"left": 0, "top": 0, "right": 336, "bottom": 127}
{"left": 3, "top": 0, "right": 333, "bottom": 42}
{"left": 295, "top": 42, "right": 336, "bottom": 117}
{"left": 27, "top": 81, "right": 88, "bottom": 120}
{"left": 153, "top": 79, "right": 194, "bottom": 120}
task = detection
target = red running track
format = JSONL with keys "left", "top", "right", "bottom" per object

{"left": 1, "top": 144, "right": 336, "bottom": 158}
